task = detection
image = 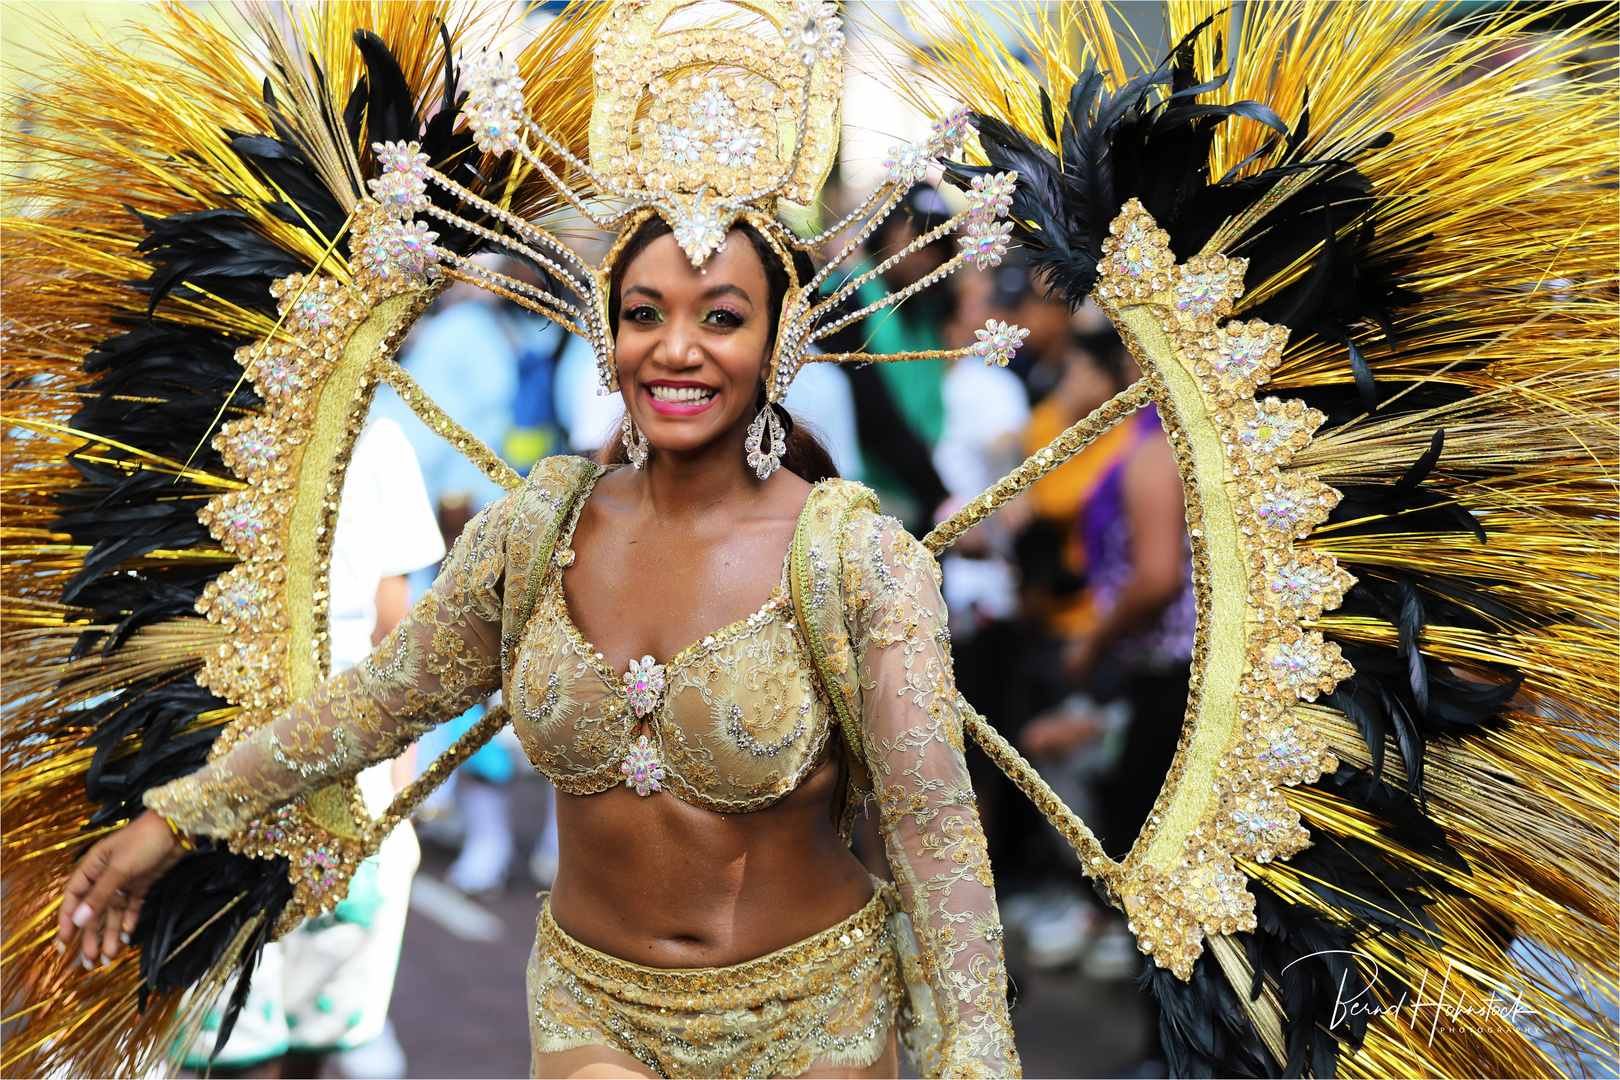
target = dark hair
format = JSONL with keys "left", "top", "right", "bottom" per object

{"left": 1071, "top": 327, "right": 1129, "bottom": 388}
{"left": 600, "top": 215, "right": 840, "bottom": 483}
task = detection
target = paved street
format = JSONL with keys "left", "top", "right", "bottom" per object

{"left": 390, "top": 773, "right": 1151, "bottom": 1078}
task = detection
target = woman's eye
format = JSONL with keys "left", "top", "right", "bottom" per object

{"left": 705, "top": 308, "right": 743, "bottom": 328}
{"left": 624, "top": 304, "right": 661, "bottom": 325}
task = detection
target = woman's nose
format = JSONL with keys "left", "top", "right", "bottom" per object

{"left": 657, "top": 325, "right": 704, "bottom": 370}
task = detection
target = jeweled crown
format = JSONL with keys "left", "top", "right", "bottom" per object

{"left": 359, "top": 0, "right": 1028, "bottom": 403}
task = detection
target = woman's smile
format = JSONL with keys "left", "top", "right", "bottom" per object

{"left": 645, "top": 379, "right": 719, "bottom": 416}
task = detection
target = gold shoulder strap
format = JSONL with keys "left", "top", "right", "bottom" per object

{"left": 515, "top": 455, "right": 602, "bottom": 633}
{"left": 788, "top": 478, "right": 881, "bottom": 774}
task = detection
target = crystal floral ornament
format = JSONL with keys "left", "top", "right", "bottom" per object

{"left": 1255, "top": 627, "right": 1350, "bottom": 700}
{"left": 713, "top": 123, "right": 765, "bottom": 169}
{"left": 1246, "top": 473, "right": 1339, "bottom": 540}
{"left": 356, "top": 219, "right": 441, "bottom": 284}
{"left": 882, "top": 138, "right": 930, "bottom": 185}
{"left": 244, "top": 344, "right": 307, "bottom": 402}
{"left": 782, "top": 0, "right": 844, "bottom": 67}
{"left": 1229, "top": 397, "right": 1324, "bottom": 471}
{"left": 197, "top": 565, "right": 288, "bottom": 632}
{"left": 271, "top": 275, "right": 345, "bottom": 334}
{"left": 928, "top": 107, "right": 974, "bottom": 157}
{"left": 623, "top": 655, "right": 667, "bottom": 718}
{"left": 690, "top": 79, "right": 737, "bottom": 134}
{"left": 962, "top": 219, "right": 1014, "bottom": 269}
{"left": 1095, "top": 201, "right": 1174, "bottom": 302}
{"left": 1258, "top": 553, "right": 1355, "bottom": 621}
{"left": 1170, "top": 253, "right": 1249, "bottom": 329}
{"left": 368, "top": 140, "right": 430, "bottom": 218}
{"left": 972, "top": 320, "right": 1029, "bottom": 367}
{"left": 373, "top": 139, "right": 430, "bottom": 177}
{"left": 197, "top": 487, "right": 293, "bottom": 571}
{"left": 463, "top": 54, "right": 526, "bottom": 153}
{"left": 966, "top": 171, "right": 1017, "bottom": 218}
{"left": 197, "top": 635, "right": 289, "bottom": 713}
{"left": 216, "top": 418, "right": 286, "bottom": 483}
{"left": 621, "top": 735, "right": 667, "bottom": 797}
{"left": 655, "top": 121, "right": 703, "bottom": 167}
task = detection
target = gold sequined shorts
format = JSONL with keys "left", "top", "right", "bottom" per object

{"left": 525, "top": 882, "right": 908, "bottom": 1078}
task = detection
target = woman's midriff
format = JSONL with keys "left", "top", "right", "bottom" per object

{"left": 546, "top": 756, "right": 877, "bottom": 969}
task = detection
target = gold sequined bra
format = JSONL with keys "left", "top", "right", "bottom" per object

{"left": 512, "top": 466, "right": 831, "bottom": 811}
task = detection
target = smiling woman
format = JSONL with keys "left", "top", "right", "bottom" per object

{"left": 11, "top": 2, "right": 1613, "bottom": 1079}
{"left": 602, "top": 216, "right": 839, "bottom": 485}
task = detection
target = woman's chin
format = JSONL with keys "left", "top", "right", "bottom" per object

{"left": 641, "top": 427, "right": 735, "bottom": 458}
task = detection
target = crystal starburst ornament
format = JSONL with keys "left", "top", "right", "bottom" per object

{"left": 621, "top": 734, "right": 666, "bottom": 796}
{"left": 623, "top": 655, "right": 667, "bottom": 718}
{"left": 962, "top": 219, "right": 1014, "bottom": 269}
{"left": 782, "top": 0, "right": 844, "bottom": 67}
{"left": 463, "top": 54, "right": 526, "bottom": 153}
{"left": 972, "top": 320, "right": 1030, "bottom": 366}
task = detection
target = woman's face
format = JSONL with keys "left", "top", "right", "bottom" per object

{"left": 615, "top": 230, "right": 772, "bottom": 458}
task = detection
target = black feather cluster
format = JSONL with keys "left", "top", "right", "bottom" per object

{"left": 53, "top": 30, "right": 498, "bottom": 1048}
{"left": 945, "top": 17, "right": 1419, "bottom": 414}
{"left": 949, "top": 19, "right": 1550, "bottom": 1079}
{"left": 1144, "top": 761, "right": 1471, "bottom": 1078}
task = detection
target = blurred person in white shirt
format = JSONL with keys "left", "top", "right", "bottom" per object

{"left": 180, "top": 419, "right": 444, "bottom": 1080}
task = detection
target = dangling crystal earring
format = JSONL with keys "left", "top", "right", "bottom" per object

{"left": 744, "top": 402, "right": 787, "bottom": 479}
{"left": 621, "top": 412, "right": 649, "bottom": 470}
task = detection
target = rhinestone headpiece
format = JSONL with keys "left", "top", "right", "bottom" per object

{"left": 364, "top": 0, "right": 1027, "bottom": 403}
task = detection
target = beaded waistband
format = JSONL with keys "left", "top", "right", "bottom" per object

{"left": 539, "top": 882, "right": 896, "bottom": 1006}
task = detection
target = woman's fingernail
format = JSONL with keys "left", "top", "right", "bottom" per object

{"left": 99, "top": 955, "right": 112, "bottom": 967}
{"left": 54, "top": 939, "right": 67, "bottom": 955}
{"left": 71, "top": 903, "right": 93, "bottom": 928}
{"left": 80, "top": 955, "right": 94, "bottom": 971}
{"left": 120, "top": 932, "right": 131, "bottom": 945}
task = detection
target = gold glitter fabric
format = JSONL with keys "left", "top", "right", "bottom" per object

{"left": 526, "top": 882, "right": 909, "bottom": 1078}
{"left": 146, "top": 457, "right": 1018, "bottom": 1076}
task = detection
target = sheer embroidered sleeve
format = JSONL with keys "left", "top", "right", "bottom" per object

{"left": 844, "top": 511, "right": 1021, "bottom": 1078}
{"left": 144, "top": 495, "right": 514, "bottom": 838}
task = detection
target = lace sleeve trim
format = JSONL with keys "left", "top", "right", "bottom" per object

{"left": 843, "top": 509, "right": 1021, "bottom": 1078}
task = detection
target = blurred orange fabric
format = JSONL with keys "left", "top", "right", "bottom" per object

{"left": 1023, "top": 398, "right": 1137, "bottom": 637}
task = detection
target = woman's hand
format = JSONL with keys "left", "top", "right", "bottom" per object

{"left": 56, "top": 809, "right": 188, "bottom": 969}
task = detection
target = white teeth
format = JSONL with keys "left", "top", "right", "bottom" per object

{"left": 649, "top": 385, "right": 716, "bottom": 403}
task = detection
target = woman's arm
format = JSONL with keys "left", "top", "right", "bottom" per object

{"left": 845, "top": 512, "right": 1021, "bottom": 1078}
{"left": 143, "top": 498, "right": 513, "bottom": 838}
{"left": 60, "top": 492, "right": 525, "bottom": 966}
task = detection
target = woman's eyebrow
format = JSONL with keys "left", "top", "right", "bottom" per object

{"left": 703, "top": 283, "right": 753, "bottom": 304}
{"left": 624, "top": 284, "right": 662, "bottom": 300}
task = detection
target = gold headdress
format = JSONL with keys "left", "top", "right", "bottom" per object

{"left": 363, "top": 0, "right": 1029, "bottom": 422}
